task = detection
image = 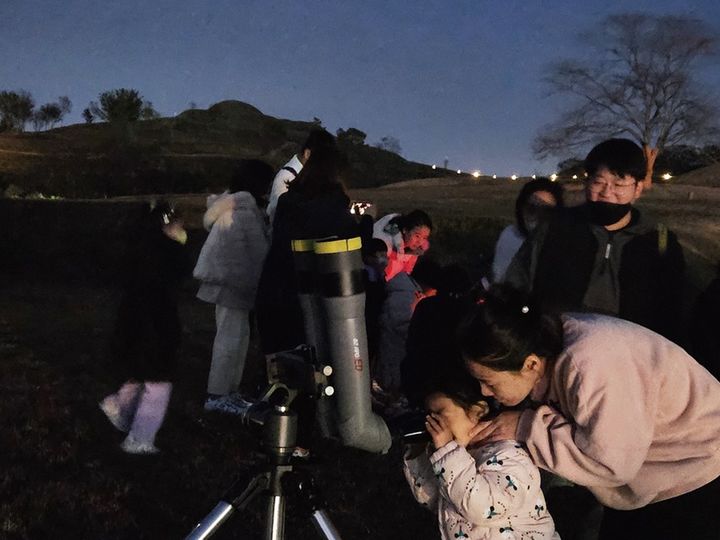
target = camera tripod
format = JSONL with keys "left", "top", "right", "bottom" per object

{"left": 185, "top": 404, "right": 342, "bottom": 540}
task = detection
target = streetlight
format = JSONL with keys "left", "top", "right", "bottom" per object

{"left": 472, "top": 170, "right": 481, "bottom": 178}
{"left": 662, "top": 172, "right": 672, "bottom": 180}
{"left": 511, "top": 175, "right": 518, "bottom": 180}
{"left": 550, "top": 173, "right": 558, "bottom": 181}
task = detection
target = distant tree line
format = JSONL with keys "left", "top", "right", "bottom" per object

{"left": 557, "top": 144, "right": 720, "bottom": 178}
{"left": 1, "top": 86, "right": 405, "bottom": 156}
{"left": 375, "top": 136, "right": 402, "bottom": 155}
{"left": 0, "top": 88, "right": 160, "bottom": 133}
{"left": 335, "top": 127, "right": 403, "bottom": 156}
{"left": 82, "top": 89, "right": 159, "bottom": 124}
{"left": 0, "top": 91, "right": 72, "bottom": 132}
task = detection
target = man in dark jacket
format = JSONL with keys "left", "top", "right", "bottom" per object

{"left": 506, "top": 138, "right": 685, "bottom": 342}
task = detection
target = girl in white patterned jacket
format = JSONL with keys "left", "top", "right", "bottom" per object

{"left": 403, "top": 371, "right": 559, "bottom": 540}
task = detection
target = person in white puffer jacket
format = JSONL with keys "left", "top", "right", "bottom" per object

{"left": 193, "top": 160, "right": 274, "bottom": 415}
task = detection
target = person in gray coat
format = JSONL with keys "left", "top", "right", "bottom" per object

{"left": 193, "top": 160, "right": 274, "bottom": 415}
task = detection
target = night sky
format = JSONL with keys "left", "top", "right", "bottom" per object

{"left": 1, "top": 0, "right": 719, "bottom": 175}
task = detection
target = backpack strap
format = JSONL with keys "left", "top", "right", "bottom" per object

{"left": 657, "top": 223, "right": 668, "bottom": 256}
{"left": 281, "top": 166, "right": 298, "bottom": 178}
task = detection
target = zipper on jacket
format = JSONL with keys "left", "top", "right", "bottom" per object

{"left": 597, "top": 241, "right": 612, "bottom": 276}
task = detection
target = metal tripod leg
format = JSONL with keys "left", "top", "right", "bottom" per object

{"left": 186, "top": 405, "right": 342, "bottom": 539}
{"left": 186, "top": 464, "right": 343, "bottom": 540}
{"left": 310, "top": 509, "right": 343, "bottom": 540}
{"left": 281, "top": 469, "right": 343, "bottom": 540}
{"left": 265, "top": 463, "right": 292, "bottom": 540}
{"left": 185, "top": 472, "right": 269, "bottom": 540}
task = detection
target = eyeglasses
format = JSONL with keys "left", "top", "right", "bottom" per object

{"left": 587, "top": 178, "right": 637, "bottom": 194}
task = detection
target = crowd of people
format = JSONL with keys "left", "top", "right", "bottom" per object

{"left": 97, "top": 130, "right": 720, "bottom": 540}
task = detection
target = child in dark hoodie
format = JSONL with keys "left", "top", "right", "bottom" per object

{"left": 100, "top": 200, "right": 189, "bottom": 454}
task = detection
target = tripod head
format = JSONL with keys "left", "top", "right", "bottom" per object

{"left": 234, "top": 346, "right": 334, "bottom": 461}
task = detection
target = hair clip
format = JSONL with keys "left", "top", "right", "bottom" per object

{"left": 521, "top": 305, "right": 530, "bottom": 314}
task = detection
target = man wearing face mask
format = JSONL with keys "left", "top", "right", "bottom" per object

{"left": 506, "top": 138, "right": 685, "bottom": 342}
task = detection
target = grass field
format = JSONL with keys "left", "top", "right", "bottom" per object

{"left": 0, "top": 278, "right": 442, "bottom": 540}
{"left": 2, "top": 178, "right": 719, "bottom": 539}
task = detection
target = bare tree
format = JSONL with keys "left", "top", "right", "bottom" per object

{"left": 0, "top": 90, "right": 35, "bottom": 132}
{"left": 534, "top": 13, "right": 719, "bottom": 187}
{"left": 82, "top": 108, "right": 94, "bottom": 124}
{"left": 32, "top": 96, "right": 73, "bottom": 131}
{"left": 58, "top": 96, "right": 72, "bottom": 116}
{"left": 33, "top": 103, "right": 62, "bottom": 131}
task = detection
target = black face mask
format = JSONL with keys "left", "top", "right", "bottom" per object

{"left": 587, "top": 201, "right": 632, "bottom": 226}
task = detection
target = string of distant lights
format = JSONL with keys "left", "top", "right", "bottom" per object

{"left": 430, "top": 164, "right": 674, "bottom": 182}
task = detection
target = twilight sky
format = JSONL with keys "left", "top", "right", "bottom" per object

{"left": 1, "top": 0, "right": 719, "bottom": 175}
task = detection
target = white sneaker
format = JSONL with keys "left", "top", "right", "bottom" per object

{"left": 204, "top": 395, "right": 253, "bottom": 416}
{"left": 292, "top": 446, "right": 311, "bottom": 459}
{"left": 99, "top": 397, "right": 127, "bottom": 432}
{"left": 121, "top": 436, "right": 159, "bottom": 455}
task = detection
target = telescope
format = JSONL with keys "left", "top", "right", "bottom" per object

{"left": 292, "top": 237, "right": 391, "bottom": 454}
{"left": 187, "top": 236, "right": 394, "bottom": 539}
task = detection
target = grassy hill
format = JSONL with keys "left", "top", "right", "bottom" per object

{"left": 673, "top": 162, "right": 720, "bottom": 187}
{"left": 0, "top": 100, "right": 447, "bottom": 198}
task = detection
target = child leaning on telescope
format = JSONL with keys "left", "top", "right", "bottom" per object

{"left": 403, "top": 368, "right": 559, "bottom": 540}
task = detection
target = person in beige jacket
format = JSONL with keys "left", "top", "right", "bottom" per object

{"left": 457, "top": 284, "right": 720, "bottom": 540}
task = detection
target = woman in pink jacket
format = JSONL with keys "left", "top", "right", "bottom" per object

{"left": 457, "top": 285, "right": 720, "bottom": 539}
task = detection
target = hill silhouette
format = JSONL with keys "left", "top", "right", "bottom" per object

{"left": 0, "top": 100, "right": 446, "bottom": 198}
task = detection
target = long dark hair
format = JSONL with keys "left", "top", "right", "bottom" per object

{"left": 301, "top": 128, "right": 336, "bottom": 153}
{"left": 288, "top": 145, "right": 347, "bottom": 198}
{"left": 229, "top": 159, "right": 275, "bottom": 205}
{"left": 391, "top": 209, "right": 433, "bottom": 232}
{"left": 514, "top": 177, "right": 564, "bottom": 236}
{"left": 457, "top": 284, "right": 564, "bottom": 371}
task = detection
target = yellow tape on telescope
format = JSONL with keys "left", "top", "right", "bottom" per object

{"left": 313, "top": 237, "right": 362, "bottom": 254}
{"left": 291, "top": 239, "right": 316, "bottom": 252}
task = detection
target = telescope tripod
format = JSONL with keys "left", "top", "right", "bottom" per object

{"left": 185, "top": 405, "right": 342, "bottom": 540}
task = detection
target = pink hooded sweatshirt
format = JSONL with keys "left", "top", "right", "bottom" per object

{"left": 517, "top": 313, "right": 720, "bottom": 510}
